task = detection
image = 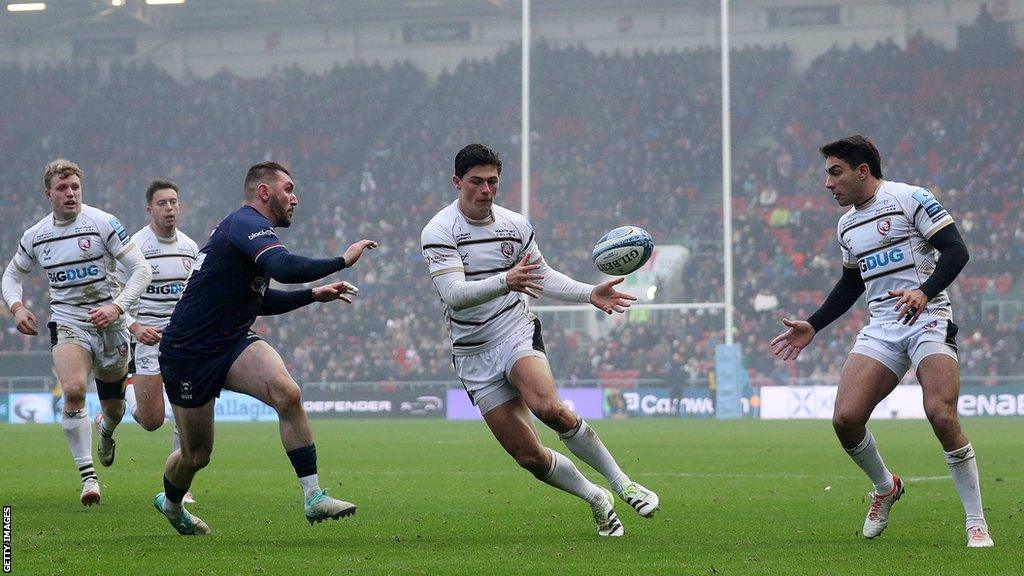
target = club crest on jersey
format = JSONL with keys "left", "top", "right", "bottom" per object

{"left": 877, "top": 218, "right": 891, "bottom": 236}
{"left": 182, "top": 258, "right": 192, "bottom": 271}
{"left": 500, "top": 241, "right": 515, "bottom": 263}
{"left": 78, "top": 237, "right": 92, "bottom": 251}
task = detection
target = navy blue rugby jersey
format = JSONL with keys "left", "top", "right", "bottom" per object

{"left": 160, "top": 205, "right": 284, "bottom": 359}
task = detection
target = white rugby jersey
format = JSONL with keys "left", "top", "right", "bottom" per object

{"left": 837, "top": 181, "right": 955, "bottom": 322}
{"left": 421, "top": 201, "right": 538, "bottom": 355}
{"left": 117, "top": 225, "right": 199, "bottom": 329}
{"left": 11, "top": 204, "right": 134, "bottom": 327}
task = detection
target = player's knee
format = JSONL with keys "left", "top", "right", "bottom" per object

{"left": 183, "top": 448, "right": 212, "bottom": 471}
{"left": 533, "top": 400, "right": 573, "bottom": 429}
{"left": 136, "top": 412, "right": 165, "bottom": 432}
{"left": 831, "top": 410, "right": 863, "bottom": 435}
{"left": 925, "top": 403, "right": 958, "bottom": 431}
{"left": 62, "top": 385, "right": 87, "bottom": 406}
{"left": 513, "top": 447, "right": 548, "bottom": 475}
{"left": 270, "top": 383, "right": 302, "bottom": 413}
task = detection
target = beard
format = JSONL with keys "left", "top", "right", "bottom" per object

{"left": 272, "top": 197, "right": 293, "bottom": 227}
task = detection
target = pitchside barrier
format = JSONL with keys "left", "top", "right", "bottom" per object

{"left": 3, "top": 385, "right": 1021, "bottom": 423}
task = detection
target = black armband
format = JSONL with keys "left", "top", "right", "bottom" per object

{"left": 918, "top": 224, "right": 969, "bottom": 300}
{"left": 806, "top": 265, "right": 865, "bottom": 333}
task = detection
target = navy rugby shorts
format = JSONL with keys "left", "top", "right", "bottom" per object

{"left": 161, "top": 332, "right": 262, "bottom": 408}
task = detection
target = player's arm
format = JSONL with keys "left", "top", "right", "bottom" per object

{"left": 258, "top": 282, "right": 357, "bottom": 316}
{"left": 919, "top": 223, "right": 970, "bottom": 298}
{"left": 771, "top": 265, "right": 864, "bottom": 361}
{"left": 806, "top": 265, "right": 865, "bottom": 332}
{"left": 2, "top": 257, "right": 38, "bottom": 336}
{"left": 531, "top": 251, "right": 636, "bottom": 314}
{"left": 89, "top": 244, "right": 152, "bottom": 329}
{"left": 258, "top": 239, "right": 376, "bottom": 284}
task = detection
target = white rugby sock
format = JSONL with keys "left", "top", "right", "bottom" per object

{"left": 945, "top": 443, "right": 987, "bottom": 530}
{"left": 125, "top": 384, "right": 138, "bottom": 420}
{"left": 538, "top": 449, "right": 603, "bottom": 505}
{"left": 171, "top": 424, "right": 181, "bottom": 454}
{"left": 61, "top": 409, "right": 96, "bottom": 482}
{"left": 559, "top": 419, "right": 629, "bottom": 492}
{"left": 299, "top": 474, "right": 321, "bottom": 501}
{"left": 846, "top": 429, "right": 894, "bottom": 494}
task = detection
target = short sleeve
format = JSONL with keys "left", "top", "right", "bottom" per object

{"left": 421, "top": 222, "right": 462, "bottom": 278}
{"left": 909, "top": 188, "right": 953, "bottom": 239}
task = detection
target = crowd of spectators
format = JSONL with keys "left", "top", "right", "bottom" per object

{"left": 1, "top": 37, "right": 1020, "bottom": 390}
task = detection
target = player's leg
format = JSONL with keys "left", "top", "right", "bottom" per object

{"left": 834, "top": 352, "right": 902, "bottom": 538}
{"left": 481, "top": 395, "right": 622, "bottom": 536}
{"left": 128, "top": 345, "right": 167, "bottom": 431}
{"left": 93, "top": 368, "right": 127, "bottom": 468}
{"left": 156, "top": 401, "right": 213, "bottom": 535}
{"left": 223, "top": 340, "right": 355, "bottom": 524}
{"left": 916, "top": 352, "right": 992, "bottom": 547}
{"left": 52, "top": 341, "right": 100, "bottom": 505}
{"left": 509, "top": 354, "right": 659, "bottom": 517}
{"left": 91, "top": 325, "right": 132, "bottom": 466}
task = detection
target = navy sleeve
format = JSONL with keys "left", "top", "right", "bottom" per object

{"left": 919, "top": 223, "right": 970, "bottom": 300}
{"left": 226, "top": 207, "right": 346, "bottom": 283}
{"left": 258, "top": 250, "right": 348, "bottom": 284}
{"left": 259, "top": 288, "right": 315, "bottom": 316}
{"left": 806, "top": 265, "right": 866, "bottom": 333}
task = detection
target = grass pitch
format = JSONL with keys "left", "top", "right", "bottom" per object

{"left": 1, "top": 418, "right": 1020, "bottom": 575}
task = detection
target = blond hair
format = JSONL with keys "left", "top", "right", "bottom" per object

{"left": 43, "top": 159, "right": 83, "bottom": 189}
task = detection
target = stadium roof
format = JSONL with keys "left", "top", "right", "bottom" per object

{"left": 0, "top": 0, "right": 721, "bottom": 36}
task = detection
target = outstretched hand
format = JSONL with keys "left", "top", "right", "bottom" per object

{"left": 769, "top": 317, "right": 815, "bottom": 361}
{"left": 505, "top": 252, "right": 544, "bottom": 299}
{"left": 342, "top": 239, "right": 379, "bottom": 267}
{"left": 313, "top": 281, "right": 359, "bottom": 303}
{"left": 590, "top": 277, "right": 637, "bottom": 315}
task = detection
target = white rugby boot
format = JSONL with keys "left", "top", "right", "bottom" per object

{"left": 863, "top": 474, "right": 904, "bottom": 539}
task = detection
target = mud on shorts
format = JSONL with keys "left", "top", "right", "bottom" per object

{"left": 453, "top": 318, "right": 547, "bottom": 415}
{"left": 849, "top": 314, "right": 959, "bottom": 378}
{"left": 160, "top": 332, "right": 262, "bottom": 408}
{"left": 49, "top": 321, "right": 131, "bottom": 376}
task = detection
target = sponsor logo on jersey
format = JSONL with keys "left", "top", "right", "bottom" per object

{"left": 912, "top": 189, "right": 944, "bottom": 218}
{"left": 877, "top": 218, "right": 891, "bottom": 235}
{"left": 423, "top": 253, "right": 449, "bottom": 265}
{"left": 146, "top": 282, "right": 185, "bottom": 295}
{"left": 78, "top": 237, "right": 92, "bottom": 251}
{"left": 859, "top": 248, "right": 905, "bottom": 273}
{"left": 247, "top": 228, "right": 276, "bottom": 241}
{"left": 117, "top": 343, "right": 128, "bottom": 357}
{"left": 47, "top": 264, "right": 101, "bottom": 283}
{"left": 109, "top": 217, "right": 129, "bottom": 244}
{"left": 151, "top": 264, "right": 160, "bottom": 274}
{"left": 250, "top": 277, "right": 268, "bottom": 295}
{"left": 460, "top": 252, "right": 469, "bottom": 266}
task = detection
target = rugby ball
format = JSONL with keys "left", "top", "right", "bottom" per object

{"left": 592, "top": 226, "right": 654, "bottom": 276}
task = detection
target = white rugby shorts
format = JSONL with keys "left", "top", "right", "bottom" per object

{"left": 49, "top": 321, "right": 131, "bottom": 376}
{"left": 453, "top": 319, "right": 546, "bottom": 415}
{"left": 849, "top": 314, "right": 958, "bottom": 377}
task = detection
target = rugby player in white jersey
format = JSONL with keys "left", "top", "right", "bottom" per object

{"left": 770, "top": 135, "right": 992, "bottom": 547}
{"left": 2, "top": 159, "right": 153, "bottom": 505}
{"left": 114, "top": 180, "right": 199, "bottom": 502}
{"left": 421, "top": 144, "right": 659, "bottom": 537}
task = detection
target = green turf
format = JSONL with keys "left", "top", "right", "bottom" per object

{"left": 1, "top": 418, "right": 1020, "bottom": 575}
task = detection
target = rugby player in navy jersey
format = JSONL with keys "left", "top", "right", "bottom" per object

{"left": 153, "top": 162, "right": 377, "bottom": 535}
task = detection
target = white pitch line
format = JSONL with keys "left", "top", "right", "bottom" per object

{"left": 645, "top": 472, "right": 983, "bottom": 483}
